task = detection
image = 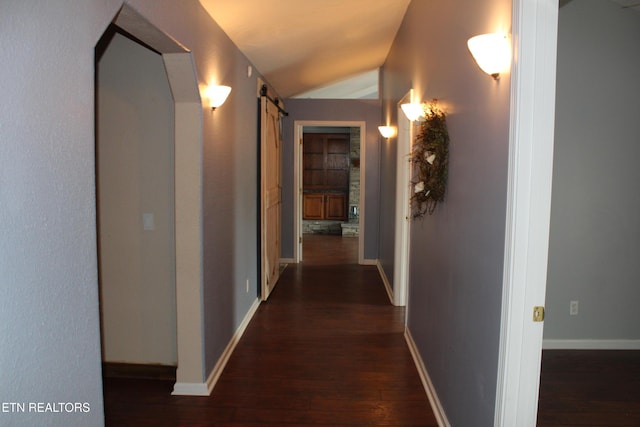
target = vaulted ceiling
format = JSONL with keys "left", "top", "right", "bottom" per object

{"left": 199, "top": 0, "right": 411, "bottom": 98}
{"left": 200, "top": 0, "right": 639, "bottom": 99}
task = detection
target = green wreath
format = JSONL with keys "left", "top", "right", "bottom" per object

{"left": 410, "top": 100, "right": 449, "bottom": 217}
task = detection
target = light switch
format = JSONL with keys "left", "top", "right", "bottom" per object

{"left": 142, "top": 213, "right": 155, "bottom": 231}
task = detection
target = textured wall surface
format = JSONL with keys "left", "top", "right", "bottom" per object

{"left": 0, "top": 0, "right": 269, "bottom": 424}
{"left": 123, "top": 0, "right": 267, "bottom": 379}
{"left": 0, "top": 1, "right": 123, "bottom": 425}
{"left": 98, "top": 32, "right": 177, "bottom": 366}
{"left": 380, "top": 0, "right": 512, "bottom": 425}
{"left": 545, "top": 0, "right": 640, "bottom": 342}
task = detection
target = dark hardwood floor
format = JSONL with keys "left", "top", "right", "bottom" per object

{"left": 104, "top": 235, "right": 640, "bottom": 426}
{"left": 537, "top": 349, "right": 640, "bottom": 426}
{"left": 301, "top": 234, "right": 359, "bottom": 265}
{"left": 103, "top": 234, "right": 437, "bottom": 426}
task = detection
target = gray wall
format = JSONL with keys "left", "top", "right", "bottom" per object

{"left": 0, "top": 1, "right": 116, "bottom": 425}
{"left": 123, "top": 0, "right": 265, "bottom": 378}
{"left": 0, "top": 1, "right": 268, "bottom": 424}
{"left": 545, "top": 0, "right": 640, "bottom": 343}
{"left": 98, "top": 32, "right": 177, "bottom": 366}
{"left": 281, "top": 98, "right": 382, "bottom": 260}
{"left": 377, "top": 102, "right": 399, "bottom": 289}
{"left": 380, "top": 0, "right": 512, "bottom": 425}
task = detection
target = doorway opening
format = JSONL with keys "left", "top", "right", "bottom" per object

{"left": 95, "top": 5, "right": 208, "bottom": 396}
{"left": 294, "top": 121, "right": 366, "bottom": 265}
{"left": 96, "top": 24, "right": 177, "bottom": 376}
{"left": 392, "top": 91, "right": 414, "bottom": 307}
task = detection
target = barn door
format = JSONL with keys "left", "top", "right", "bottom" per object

{"left": 260, "top": 96, "right": 282, "bottom": 300}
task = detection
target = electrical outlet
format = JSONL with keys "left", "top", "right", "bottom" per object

{"left": 142, "top": 213, "right": 155, "bottom": 230}
{"left": 570, "top": 300, "right": 579, "bottom": 316}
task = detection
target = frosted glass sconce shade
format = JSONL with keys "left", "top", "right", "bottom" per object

{"left": 378, "top": 126, "right": 396, "bottom": 138}
{"left": 206, "top": 85, "right": 231, "bottom": 110}
{"left": 400, "top": 103, "right": 424, "bottom": 122}
{"left": 467, "top": 33, "right": 511, "bottom": 80}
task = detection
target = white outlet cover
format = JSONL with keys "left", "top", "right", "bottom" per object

{"left": 570, "top": 300, "right": 579, "bottom": 315}
{"left": 143, "top": 213, "right": 155, "bottom": 230}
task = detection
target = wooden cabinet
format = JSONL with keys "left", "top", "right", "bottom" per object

{"left": 303, "top": 193, "right": 347, "bottom": 221}
{"left": 302, "top": 133, "right": 349, "bottom": 221}
{"left": 303, "top": 194, "right": 324, "bottom": 220}
{"left": 303, "top": 133, "right": 350, "bottom": 192}
{"left": 325, "top": 194, "right": 347, "bottom": 220}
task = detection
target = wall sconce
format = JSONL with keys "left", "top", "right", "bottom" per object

{"left": 378, "top": 126, "right": 396, "bottom": 139}
{"left": 467, "top": 33, "right": 511, "bottom": 80}
{"left": 400, "top": 103, "right": 425, "bottom": 122}
{"left": 205, "top": 85, "right": 231, "bottom": 111}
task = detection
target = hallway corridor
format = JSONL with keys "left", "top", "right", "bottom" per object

{"left": 104, "top": 235, "right": 437, "bottom": 426}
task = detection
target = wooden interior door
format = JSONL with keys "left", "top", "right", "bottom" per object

{"left": 260, "top": 97, "right": 282, "bottom": 301}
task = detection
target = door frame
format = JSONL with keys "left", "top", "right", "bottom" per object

{"left": 294, "top": 120, "right": 366, "bottom": 264}
{"left": 495, "top": 0, "right": 559, "bottom": 424}
{"left": 392, "top": 92, "right": 414, "bottom": 307}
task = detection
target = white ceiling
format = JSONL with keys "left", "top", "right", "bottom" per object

{"left": 199, "top": 0, "right": 411, "bottom": 98}
{"left": 294, "top": 69, "right": 379, "bottom": 99}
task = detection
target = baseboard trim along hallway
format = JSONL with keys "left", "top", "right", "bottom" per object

{"left": 542, "top": 339, "right": 640, "bottom": 350}
{"left": 405, "top": 328, "right": 451, "bottom": 427}
{"left": 376, "top": 259, "right": 394, "bottom": 304}
{"left": 172, "top": 298, "right": 262, "bottom": 396}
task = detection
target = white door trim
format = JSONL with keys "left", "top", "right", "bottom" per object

{"left": 392, "top": 92, "right": 413, "bottom": 307}
{"left": 293, "top": 120, "right": 366, "bottom": 264}
{"left": 495, "top": 0, "right": 558, "bottom": 425}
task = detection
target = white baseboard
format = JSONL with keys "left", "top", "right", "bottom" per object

{"left": 204, "top": 298, "right": 262, "bottom": 393}
{"left": 171, "top": 382, "right": 209, "bottom": 396}
{"left": 405, "top": 328, "right": 451, "bottom": 427}
{"left": 376, "top": 260, "right": 394, "bottom": 304}
{"left": 543, "top": 339, "right": 640, "bottom": 350}
{"left": 280, "top": 258, "right": 296, "bottom": 264}
{"left": 360, "top": 258, "right": 377, "bottom": 266}
{"left": 172, "top": 298, "right": 261, "bottom": 396}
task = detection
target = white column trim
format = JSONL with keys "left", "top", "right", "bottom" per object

{"left": 172, "top": 298, "right": 261, "bottom": 396}
{"left": 392, "top": 93, "right": 413, "bottom": 307}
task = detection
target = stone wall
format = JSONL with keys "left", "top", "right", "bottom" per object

{"left": 349, "top": 127, "right": 360, "bottom": 221}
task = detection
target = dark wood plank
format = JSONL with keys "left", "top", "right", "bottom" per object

{"left": 303, "top": 133, "right": 349, "bottom": 192}
{"left": 537, "top": 349, "right": 640, "bottom": 426}
{"left": 104, "top": 236, "right": 437, "bottom": 426}
{"left": 102, "top": 362, "right": 176, "bottom": 380}
{"left": 302, "top": 234, "right": 358, "bottom": 265}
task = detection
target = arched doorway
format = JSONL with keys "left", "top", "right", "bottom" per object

{"left": 96, "top": 5, "right": 207, "bottom": 395}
